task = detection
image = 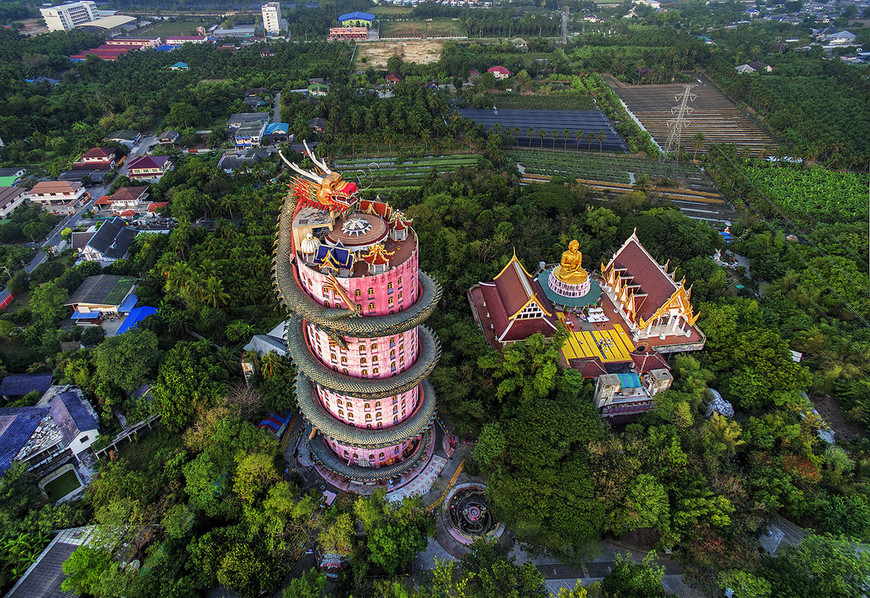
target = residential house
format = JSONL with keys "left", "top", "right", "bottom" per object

{"left": 25, "top": 181, "right": 88, "bottom": 215}
{"left": 169, "top": 61, "right": 189, "bottom": 70}
{"left": 78, "top": 219, "right": 138, "bottom": 265}
{"left": 0, "top": 390, "right": 99, "bottom": 489}
{"left": 164, "top": 35, "right": 209, "bottom": 45}
{"left": 487, "top": 66, "right": 512, "bottom": 79}
{"left": 93, "top": 186, "right": 150, "bottom": 214}
{"left": 157, "top": 130, "right": 180, "bottom": 145}
{"left": 227, "top": 112, "right": 270, "bottom": 130}
{"left": 234, "top": 122, "right": 267, "bottom": 148}
{"left": 73, "top": 147, "right": 117, "bottom": 170}
{"left": 260, "top": 48, "right": 275, "bottom": 57}
{"left": 105, "top": 130, "right": 141, "bottom": 147}
{"left": 65, "top": 273, "right": 137, "bottom": 322}
{"left": 243, "top": 96, "right": 267, "bottom": 108}
{"left": 263, "top": 122, "right": 290, "bottom": 144}
{"left": 126, "top": 156, "right": 172, "bottom": 181}
{"left": 308, "top": 83, "right": 330, "bottom": 97}
{"left": 827, "top": 30, "right": 857, "bottom": 45}
{"left": 0, "top": 186, "right": 26, "bottom": 218}
{"left": 385, "top": 72, "right": 402, "bottom": 84}
{"left": 309, "top": 117, "right": 327, "bottom": 133}
{"left": 735, "top": 63, "right": 756, "bottom": 73}
{"left": 747, "top": 61, "right": 772, "bottom": 72}
{"left": 25, "top": 76, "right": 61, "bottom": 86}
{"left": 146, "top": 201, "right": 168, "bottom": 217}
{"left": 0, "top": 373, "right": 53, "bottom": 402}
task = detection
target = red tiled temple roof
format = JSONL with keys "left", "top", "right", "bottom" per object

{"left": 607, "top": 234, "right": 678, "bottom": 321}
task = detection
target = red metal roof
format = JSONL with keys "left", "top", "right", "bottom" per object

{"left": 94, "top": 195, "right": 113, "bottom": 206}
{"left": 147, "top": 201, "right": 168, "bottom": 212}
{"left": 80, "top": 147, "right": 115, "bottom": 160}
{"left": 127, "top": 156, "right": 169, "bottom": 170}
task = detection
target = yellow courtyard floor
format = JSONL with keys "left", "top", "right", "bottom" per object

{"left": 557, "top": 313, "right": 636, "bottom": 363}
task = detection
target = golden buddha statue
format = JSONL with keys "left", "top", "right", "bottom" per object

{"left": 555, "top": 239, "right": 588, "bottom": 284}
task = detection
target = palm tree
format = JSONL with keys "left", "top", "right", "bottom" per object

{"left": 575, "top": 130, "right": 584, "bottom": 150}
{"left": 586, "top": 132, "right": 595, "bottom": 150}
{"left": 692, "top": 131, "right": 706, "bottom": 162}
{"left": 550, "top": 130, "right": 559, "bottom": 148}
{"left": 203, "top": 276, "right": 230, "bottom": 308}
{"left": 538, "top": 129, "right": 546, "bottom": 148}
{"left": 261, "top": 351, "right": 283, "bottom": 379}
{"left": 562, "top": 129, "right": 570, "bottom": 149}
{"left": 526, "top": 127, "right": 534, "bottom": 147}
{"left": 597, "top": 132, "right": 606, "bottom": 152}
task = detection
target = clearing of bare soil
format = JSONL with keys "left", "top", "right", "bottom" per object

{"left": 357, "top": 40, "right": 444, "bottom": 69}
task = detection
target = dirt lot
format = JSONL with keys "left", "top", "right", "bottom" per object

{"left": 357, "top": 40, "right": 444, "bottom": 68}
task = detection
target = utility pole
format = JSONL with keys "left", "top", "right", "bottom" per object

{"left": 563, "top": 6, "right": 570, "bottom": 43}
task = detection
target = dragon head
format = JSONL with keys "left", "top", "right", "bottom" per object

{"left": 280, "top": 142, "right": 357, "bottom": 213}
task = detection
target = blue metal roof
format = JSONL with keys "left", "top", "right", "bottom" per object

{"left": 116, "top": 306, "right": 157, "bottom": 335}
{"left": 155, "top": 44, "right": 175, "bottom": 51}
{"left": 50, "top": 392, "right": 98, "bottom": 445}
{"left": 118, "top": 293, "right": 138, "bottom": 313}
{"left": 339, "top": 11, "right": 375, "bottom": 21}
{"left": 0, "top": 407, "right": 49, "bottom": 475}
{"left": 0, "top": 373, "right": 53, "bottom": 397}
{"left": 264, "top": 122, "right": 289, "bottom": 135}
{"left": 71, "top": 311, "right": 100, "bottom": 320}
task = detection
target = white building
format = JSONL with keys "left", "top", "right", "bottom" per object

{"left": 25, "top": 181, "right": 89, "bottom": 215}
{"left": 262, "top": 2, "right": 282, "bottom": 35}
{"left": 40, "top": 1, "right": 99, "bottom": 32}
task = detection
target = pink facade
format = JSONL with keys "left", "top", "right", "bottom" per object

{"left": 325, "top": 436, "right": 414, "bottom": 466}
{"left": 315, "top": 385, "right": 420, "bottom": 428}
{"left": 306, "top": 323, "right": 418, "bottom": 379}
{"left": 297, "top": 245, "right": 418, "bottom": 316}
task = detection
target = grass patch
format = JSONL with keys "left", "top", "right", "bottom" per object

{"left": 372, "top": 6, "right": 413, "bottom": 16}
{"left": 44, "top": 470, "right": 81, "bottom": 502}
{"left": 140, "top": 19, "right": 217, "bottom": 38}
{"left": 380, "top": 18, "right": 464, "bottom": 37}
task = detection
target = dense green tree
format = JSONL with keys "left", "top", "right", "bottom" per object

{"left": 151, "top": 340, "right": 230, "bottom": 431}
{"left": 92, "top": 328, "right": 160, "bottom": 394}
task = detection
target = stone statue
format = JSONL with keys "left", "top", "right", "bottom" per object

{"left": 556, "top": 239, "right": 588, "bottom": 284}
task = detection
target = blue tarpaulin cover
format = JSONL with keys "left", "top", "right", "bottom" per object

{"left": 617, "top": 373, "right": 642, "bottom": 388}
{"left": 118, "top": 293, "right": 138, "bottom": 313}
{"left": 116, "top": 306, "right": 157, "bottom": 335}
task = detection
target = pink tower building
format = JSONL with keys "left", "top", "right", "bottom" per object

{"left": 274, "top": 149, "right": 441, "bottom": 488}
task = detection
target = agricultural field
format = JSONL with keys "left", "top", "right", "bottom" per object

{"left": 493, "top": 91, "right": 596, "bottom": 111}
{"left": 333, "top": 154, "right": 479, "bottom": 193}
{"left": 742, "top": 162, "right": 869, "bottom": 221}
{"left": 139, "top": 19, "right": 216, "bottom": 37}
{"left": 611, "top": 74, "right": 776, "bottom": 155}
{"left": 379, "top": 18, "right": 465, "bottom": 38}
{"left": 507, "top": 149, "right": 719, "bottom": 193}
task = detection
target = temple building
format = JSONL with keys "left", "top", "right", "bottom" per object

{"left": 467, "top": 252, "right": 557, "bottom": 347}
{"left": 469, "top": 232, "right": 705, "bottom": 422}
{"left": 274, "top": 145, "right": 442, "bottom": 490}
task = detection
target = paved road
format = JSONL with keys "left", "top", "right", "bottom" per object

{"left": 273, "top": 91, "right": 281, "bottom": 123}
{"left": 0, "top": 135, "right": 157, "bottom": 304}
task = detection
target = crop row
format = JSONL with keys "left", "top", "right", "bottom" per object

{"left": 741, "top": 162, "right": 869, "bottom": 221}
{"left": 507, "top": 150, "right": 706, "bottom": 184}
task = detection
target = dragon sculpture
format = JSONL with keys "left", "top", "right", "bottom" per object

{"left": 279, "top": 141, "right": 358, "bottom": 214}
